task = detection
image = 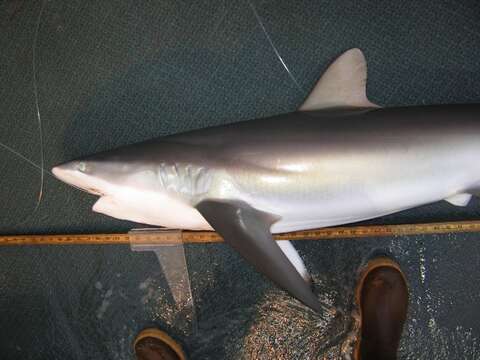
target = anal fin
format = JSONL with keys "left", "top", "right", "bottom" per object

{"left": 445, "top": 193, "right": 473, "bottom": 207}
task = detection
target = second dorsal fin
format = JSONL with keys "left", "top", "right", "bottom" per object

{"left": 299, "top": 48, "right": 380, "bottom": 111}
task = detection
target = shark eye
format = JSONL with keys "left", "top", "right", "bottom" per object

{"left": 78, "top": 162, "right": 87, "bottom": 172}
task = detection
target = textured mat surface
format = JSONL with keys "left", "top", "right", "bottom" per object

{"left": 1, "top": 0, "right": 480, "bottom": 358}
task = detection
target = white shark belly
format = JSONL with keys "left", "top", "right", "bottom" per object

{"left": 93, "top": 190, "right": 213, "bottom": 230}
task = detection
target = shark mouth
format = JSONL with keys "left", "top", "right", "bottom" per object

{"left": 52, "top": 166, "right": 108, "bottom": 196}
{"left": 84, "top": 187, "right": 104, "bottom": 196}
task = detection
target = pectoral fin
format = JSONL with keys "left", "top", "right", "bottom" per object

{"left": 196, "top": 199, "right": 323, "bottom": 312}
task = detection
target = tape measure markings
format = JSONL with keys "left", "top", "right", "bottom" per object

{"left": 1, "top": 220, "right": 480, "bottom": 246}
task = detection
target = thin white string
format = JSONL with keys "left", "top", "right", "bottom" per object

{"left": 0, "top": 0, "right": 49, "bottom": 225}
{"left": 31, "top": 0, "right": 47, "bottom": 211}
{"left": 245, "top": 0, "right": 304, "bottom": 94}
{"left": 0, "top": 142, "right": 52, "bottom": 176}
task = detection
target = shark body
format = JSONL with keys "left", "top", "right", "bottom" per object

{"left": 53, "top": 49, "right": 480, "bottom": 312}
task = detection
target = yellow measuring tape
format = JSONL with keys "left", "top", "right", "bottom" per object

{"left": 1, "top": 220, "right": 480, "bottom": 246}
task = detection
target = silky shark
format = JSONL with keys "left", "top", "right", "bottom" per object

{"left": 53, "top": 49, "right": 480, "bottom": 312}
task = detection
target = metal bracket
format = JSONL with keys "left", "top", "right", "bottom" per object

{"left": 130, "top": 228, "right": 197, "bottom": 335}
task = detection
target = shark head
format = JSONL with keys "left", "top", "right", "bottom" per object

{"left": 52, "top": 147, "right": 212, "bottom": 230}
{"left": 52, "top": 159, "right": 109, "bottom": 196}
{"left": 52, "top": 141, "right": 177, "bottom": 198}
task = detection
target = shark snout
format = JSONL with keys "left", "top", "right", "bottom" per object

{"left": 52, "top": 161, "right": 104, "bottom": 196}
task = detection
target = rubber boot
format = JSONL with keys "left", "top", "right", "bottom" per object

{"left": 354, "top": 257, "right": 408, "bottom": 360}
{"left": 134, "top": 328, "right": 186, "bottom": 360}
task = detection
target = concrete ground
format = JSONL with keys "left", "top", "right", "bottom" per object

{"left": 1, "top": 0, "right": 480, "bottom": 358}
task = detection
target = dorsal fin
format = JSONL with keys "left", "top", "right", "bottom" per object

{"left": 299, "top": 48, "right": 380, "bottom": 111}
